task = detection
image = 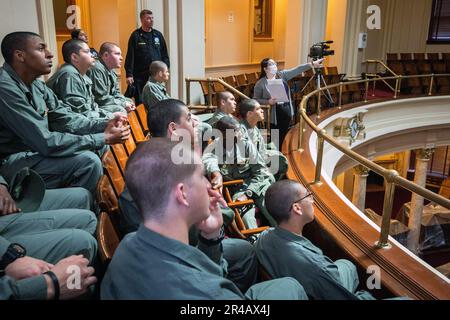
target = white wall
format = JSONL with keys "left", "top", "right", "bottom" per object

{"left": 0, "top": 0, "right": 40, "bottom": 65}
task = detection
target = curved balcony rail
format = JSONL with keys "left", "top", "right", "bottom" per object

{"left": 296, "top": 60, "right": 450, "bottom": 249}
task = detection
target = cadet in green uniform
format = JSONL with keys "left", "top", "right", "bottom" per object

{"left": 256, "top": 180, "right": 376, "bottom": 300}
{"left": 202, "top": 117, "right": 277, "bottom": 228}
{"left": 239, "top": 99, "right": 288, "bottom": 180}
{"left": 87, "top": 42, "right": 135, "bottom": 113}
{"left": 118, "top": 99, "right": 257, "bottom": 291}
{"left": 141, "top": 60, "right": 171, "bottom": 111}
{"left": 0, "top": 32, "right": 131, "bottom": 193}
{"left": 208, "top": 91, "right": 237, "bottom": 128}
{"left": 101, "top": 139, "right": 308, "bottom": 300}
{"left": 47, "top": 39, "right": 127, "bottom": 118}
{"left": 0, "top": 174, "right": 97, "bottom": 300}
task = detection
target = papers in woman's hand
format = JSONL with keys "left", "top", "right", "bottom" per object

{"left": 267, "top": 79, "right": 289, "bottom": 103}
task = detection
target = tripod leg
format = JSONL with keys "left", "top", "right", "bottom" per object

{"left": 320, "top": 75, "right": 335, "bottom": 106}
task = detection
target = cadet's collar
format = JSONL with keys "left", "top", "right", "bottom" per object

{"left": 63, "top": 63, "right": 92, "bottom": 85}
{"left": 149, "top": 77, "right": 165, "bottom": 87}
{"left": 2, "top": 63, "right": 32, "bottom": 94}
{"left": 241, "top": 119, "right": 251, "bottom": 130}
{"left": 135, "top": 225, "right": 224, "bottom": 275}
{"left": 273, "top": 227, "right": 320, "bottom": 252}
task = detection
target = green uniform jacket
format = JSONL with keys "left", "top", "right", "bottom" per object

{"left": 207, "top": 110, "right": 230, "bottom": 128}
{"left": 87, "top": 60, "right": 132, "bottom": 110}
{"left": 240, "top": 120, "right": 288, "bottom": 179}
{"left": 256, "top": 227, "right": 375, "bottom": 300}
{"left": 46, "top": 63, "right": 124, "bottom": 118}
{"left": 0, "top": 275, "right": 47, "bottom": 300}
{"left": 141, "top": 78, "right": 170, "bottom": 110}
{"left": 0, "top": 63, "right": 106, "bottom": 161}
{"left": 202, "top": 138, "right": 274, "bottom": 198}
{"left": 101, "top": 225, "right": 246, "bottom": 299}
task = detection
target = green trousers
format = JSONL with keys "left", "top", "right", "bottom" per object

{"left": 39, "top": 187, "right": 93, "bottom": 211}
{"left": 246, "top": 277, "right": 308, "bottom": 300}
{"left": 0, "top": 209, "right": 97, "bottom": 264}
{"left": 0, "top": 151, "right": 103, "bottom": 193}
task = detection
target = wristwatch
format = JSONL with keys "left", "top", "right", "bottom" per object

{"left": 0, "top": 243, "right": 26, "bottom": 271}
{"left": 245, "top": 189, "right": 254, "bottom": 198}
{"left": 198, "top": 226, "right": 225, "bottom": 246}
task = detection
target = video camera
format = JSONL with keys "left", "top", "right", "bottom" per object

{"left": 309, "top": 41, "right": 335, "bottom": 60}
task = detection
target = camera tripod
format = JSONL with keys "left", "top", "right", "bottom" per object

{"left": 301, "top": 66, "right": 335, "bottom": 107}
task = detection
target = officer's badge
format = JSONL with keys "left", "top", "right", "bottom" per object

{"left": 154, "top": 37, "right": 160, "bottom": 46}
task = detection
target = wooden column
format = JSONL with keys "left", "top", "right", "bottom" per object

{"left": 407, "top": 148, "right": 434, "bottom": 254}
{"left": 352, "top": 165, "right": 370, "bottom": 211}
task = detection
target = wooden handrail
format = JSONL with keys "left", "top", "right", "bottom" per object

{"left": 297, "top": 71, "right": 450, "bottom": 248}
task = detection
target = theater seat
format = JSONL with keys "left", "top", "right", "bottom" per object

{"left": 97, "top": 211, "right": 120, "bottom": 265}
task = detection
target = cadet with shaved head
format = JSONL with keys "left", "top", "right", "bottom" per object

{"left": 47, "top": 39, "right": 127, "bottom": 119}
{"left": 87, "top": 42, "right": 135, "bottom": 113}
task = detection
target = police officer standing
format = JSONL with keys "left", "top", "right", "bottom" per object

{"left": 125, "top": 10, "right": 170, "bottom": 104}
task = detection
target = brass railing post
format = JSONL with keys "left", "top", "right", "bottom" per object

{"left": 207, "top": 78, "right": 213, "bottom": 108}
{"left": 429, "top": 75, "right": 434, "bottom": 96}
{"left": 376, "top": 170, "right": 398, "bottom": 249}
{"left": 298, "top": 109, "right": 305, "bottom": 152}
{"left": 317, "top": 91, "right": 322, "bottom": 119}
{"left": 313, "top": 130, "right": 326, "bottom": 185}
{"left": 338, "top": 83, "right": 343, "bottom": 109}
{"left": 394, "top": 77, "right": 399, "bottom": 99}
{"left": 185, "top": 78, "right": 191, "bottom": 105}
{"left": 364, "top": 80, "right": 369, "bottom": 102}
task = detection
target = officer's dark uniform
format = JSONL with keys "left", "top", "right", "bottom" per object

{"left": 125, "top": 28, "right": 170, "bottom": 104}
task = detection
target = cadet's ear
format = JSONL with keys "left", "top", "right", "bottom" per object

{"left": 14, "top": 50, "right": 25, "bottom": 63}
{"left": 70, "top": 52, "right": 79, "bottom": 64}
{"left": 291, "top": 202, "right": 303, "bottom": 217}
{"left": 174, "top": 183, "right": 189, "bottom": 207}
{"left": 168, "top": 122, "right": 177, "bottom": 135}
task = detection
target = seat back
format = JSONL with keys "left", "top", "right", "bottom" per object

{"left": 439, "top": 178, "right": 450, "bottom": 199}
{"left": 128, "top": 111, "right": 147, "bottom": 143}
{"left": 135, "top": 104, "right": 149, "bottom": 134}
{"left": 222, "top": 180, "right": 269, "bottom": 239}
{"left": 96, "top": 175, "right": 119, "bottom": 214}
{"left": 102, "top": 149, "right": 125, "bottom": 197}
{"left": 97, "top": 211, "right": 120, "bottom": 265}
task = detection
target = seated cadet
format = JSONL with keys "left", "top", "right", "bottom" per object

{"left": 0, "top": 173, "right": 97, "bottom": 300}
{"left": 47, "top": 39, "right": 127, "bottom": 118}
{"left": 208, "top": 91, "right": 237, "bottom": 128}
{"left": 87, "top": 42, "right": 135, "bottom": 114}
{"left": 0, "top": 32, "right": 130, "bottom": 193}
{"left": 119, "top": 99, "right": 257, "bottom": 292}
{"left": 71, "top": 28, "right": 99, "bottom": 60}
{"left": 239, "top": 98, "right": 288, "bottom": 180}
{"left": 255, "top": 179, "right": 376, "bottom": 300}
{"left": 141, "top": 60, "right": 171, "bottom": 111}
{"left": 203, "top": 117, "right": 277, "bottom": 228}
{"left": 101, "top": 138, "right": 308, "bottom": 300}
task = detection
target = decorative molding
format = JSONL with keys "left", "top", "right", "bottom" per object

{"left": 353, "top": 165, "right": 370, "bottom": 176}
{"left": 35, "top": 0, "right": 58, "bottom": 76}
{"left": 415, "top": 148, "right": 435, "bottom": 161}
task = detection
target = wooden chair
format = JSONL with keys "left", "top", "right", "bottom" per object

{"left": 413, "top": 53, "right": 425, "bottom": 61}
{"left": 135, "top": 104, "right": 149, "bottom": 135}
{"left": 326, "top": 66, "right": 339, "bottom": 75}
{"left": 245, "top": 72, "right": 258, "bottom": 85}
{"left": 102, "top": 149, "right": 125, "bottom": 198}
{"left": 110, "top": 143, "right": 129, "bottom": 175}
{"left": 223, "top": 75, "right": 237, "bottom": 88}
{"left": 124, "top": 134, "right": 137, "bottom": 156}
{"left": 97, "top": 211, "right": 120, "bottom": 265}
{"left": 386, "top": 53, "right": 398, "bottom": 61}
{"left": 427, "top": 52, "right": 440, "bottom": 62}
{"left": 439, "top": 177, "right": 450, "bottom": 199}
{"left": 96, "top": 175, "right": 119, "bottom": 215}
{"left": 222, "top": 180, "right": 269, "bottom": 240}
{"left": 235, "top": 74, "right": 248, "bottom": 91}
{"left": 400, "top": 53, "right": 413, "bottom": 61}
{"left": 128, "top": 111, "right": 147, "bottom": 144}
